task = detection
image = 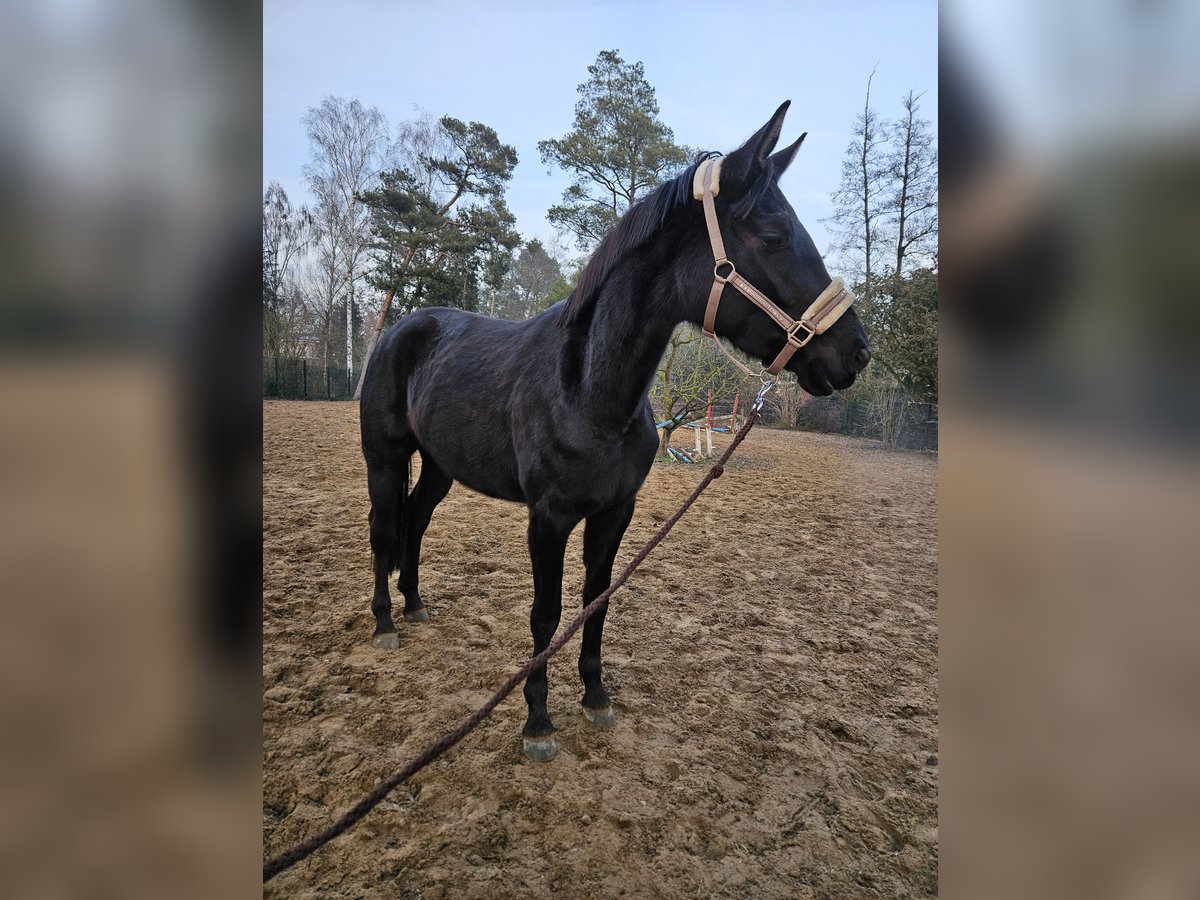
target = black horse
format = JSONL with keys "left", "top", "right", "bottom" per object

{"left": 359, "top": 103, "right": 870, "bottom": 761}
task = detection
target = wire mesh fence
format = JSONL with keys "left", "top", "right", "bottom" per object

{"left": 743, "top": 378, "right": 936, "bottom": 451}
{"left": 658, "top": 382, "right": 937, "bottom": 452}
{"left": 775, "top": 391, "right": 937, "bottom": 451}
{"left": 821, "top": 397, "right": 933, "bottom": 450}
{"left": 263, "top": 357, "right": 363, "bottom": 401}
{"left": 264, "top": 355, "right": 937, "bottom": 451}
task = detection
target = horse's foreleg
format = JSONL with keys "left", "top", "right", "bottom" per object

{"left": 578, "top": 498, "right": 636, "bottom": 727}
{"left": 397, "top": 453, "right": 452, "bottom": 622}
{"left": 366, "top": 458, "right": 411, "bottom": 648}
{"left": 522, "top": 507, "right": 577, "bottom": 762}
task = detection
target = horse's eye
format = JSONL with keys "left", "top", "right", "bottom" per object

{"left": 761, "top": 232, "right": 786, "bottom": 248}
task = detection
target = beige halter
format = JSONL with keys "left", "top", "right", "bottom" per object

{"left": 693, "top": 157, "right": 856, "bottom": 377}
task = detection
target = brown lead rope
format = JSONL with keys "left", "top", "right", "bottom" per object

{"left": 263, "top": 387, "right": 773, "bottom": 882}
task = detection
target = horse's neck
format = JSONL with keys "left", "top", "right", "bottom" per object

{"left": 575, "top": 265, "right": 686, "bottom": 427}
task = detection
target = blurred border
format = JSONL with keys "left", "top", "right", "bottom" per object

{"left": 3, "top": 0, "right": 1199, "bottom": 894}
{"left": 0, "top": 0, "right": 262, "bottom": 895}
{"left": 942, "top": 1, "right": 1200, "bottom": 896}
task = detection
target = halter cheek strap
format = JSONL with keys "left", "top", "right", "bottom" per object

{"left": 693, "top": 157, "right": 856, "bottom": 377}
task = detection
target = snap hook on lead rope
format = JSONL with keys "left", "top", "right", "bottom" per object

{"left": 753, "top": 379, "right": 775, "bottom": 412}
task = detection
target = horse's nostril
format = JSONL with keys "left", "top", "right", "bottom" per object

{"left": 853, "top": 346, "right": 871, "bottom": 372}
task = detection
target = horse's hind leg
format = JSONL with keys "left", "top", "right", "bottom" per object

{"left": 367, "top": 455, "right": 412, "bottom": 649}
{"left": 578, "top": 498, "right": 635, "bottom": 728}
{"left": 396, "top": 451, "right": 452, "bottom": 621}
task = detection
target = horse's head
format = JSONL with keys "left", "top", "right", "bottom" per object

{"left": 696, "top": 102, "right": 871, "bottom": 396}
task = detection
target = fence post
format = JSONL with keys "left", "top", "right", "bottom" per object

{"left": 303, "top": 360, "right": 308, "bottom": 400}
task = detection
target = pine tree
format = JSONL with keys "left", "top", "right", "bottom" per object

{"left": 538, "top": 50, "right": 691, "bottom": 250}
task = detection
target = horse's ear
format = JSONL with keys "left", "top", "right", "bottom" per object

{"left": 768, "top": 132, "right": 806, "bottom": 180}
{"left": 725, "top": 100, "right": 791, "bottom": 181}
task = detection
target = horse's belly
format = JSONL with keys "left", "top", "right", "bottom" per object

{"left": 412, "top": 425, "right": 525, "bottom": 503}
{"left": 452, "top": 462, "right": 525, "bottom": 504}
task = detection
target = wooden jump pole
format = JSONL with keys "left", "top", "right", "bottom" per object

{"left": 731, "top": 391, "right": 740, "bottom": 431}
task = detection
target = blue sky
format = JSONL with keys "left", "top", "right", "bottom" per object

{"left": 264, "top": 0, "right": 937, "bottom": 256}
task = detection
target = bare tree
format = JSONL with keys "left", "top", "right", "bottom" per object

{"left": 822, "top": 77, "right": 939, "bottom": 442}
{"left": 824, "top": 67, "right": 889, "bottom": 312}
{"left": 303, "top": 96, "right": 390, "bottom": 374}
{"left": 308, "top": 192, "right": 348, "bottom": 370}
{"left": 262, "top": 181, "right": 313, "bottom": 357}
{"left": 867, "top": 377, "right": 907, "bottom": 448}
{"left": 289, "top": 252, "right": 338, "bottom": 368}
{"left": 391, "top": 109, "right": 455, "bottom": 196}
{"left": 269, "top": 264, "right": 304, "bottom": 359}
{"left": 652, "top": 328, "right": 749, "bottom": 456}
{"left": 766, "top": 380, "right": 809, "bottom": 429}
{"left": 885, "top": 91, "right": 938, "bottom": 276}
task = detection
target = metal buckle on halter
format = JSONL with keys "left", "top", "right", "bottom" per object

{"left": 713, "top": 259, "right": 735, "bottom": 283}
{"left": 785, "top": 319, "right": 817, "bottom": 349}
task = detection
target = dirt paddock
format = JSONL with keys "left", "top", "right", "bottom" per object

{"left": 264, "top": 400, "right": 938, "bottom": 898}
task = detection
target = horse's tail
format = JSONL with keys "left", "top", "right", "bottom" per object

{"left": 362, "top": 342, "right": 412, "bottom": 578}
{"left": 389, "top": 457, "right": 410, "bottom": 574}
{"left": 365, "top": 453, "right": 409, "bottom": 575}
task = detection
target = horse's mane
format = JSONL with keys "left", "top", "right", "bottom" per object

{"left": 562, "top": 150, "right": 777, "bottom": 323}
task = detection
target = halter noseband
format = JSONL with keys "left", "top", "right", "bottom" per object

{"left": 693, "top": 157, "right": 855, "bottom": 377}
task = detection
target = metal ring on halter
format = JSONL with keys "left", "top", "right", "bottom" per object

{"left": 713, "top": 260, "right": 735, "bottom": 283}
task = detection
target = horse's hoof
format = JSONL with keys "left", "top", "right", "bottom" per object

{"left": 403, "top": 608, "right": 429, "bottom": 623}
{"left": 371, "top": 632, "right": 400, "bottom": 649}
{"left": 522, "top": 736, "right": 559, "bottom": 762}
{"left": 582, "top": 705, "right": 616, "bottom": 728}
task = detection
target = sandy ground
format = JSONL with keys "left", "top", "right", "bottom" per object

{"left": 264, "top": 400, "right": 938, "bottom": 898}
